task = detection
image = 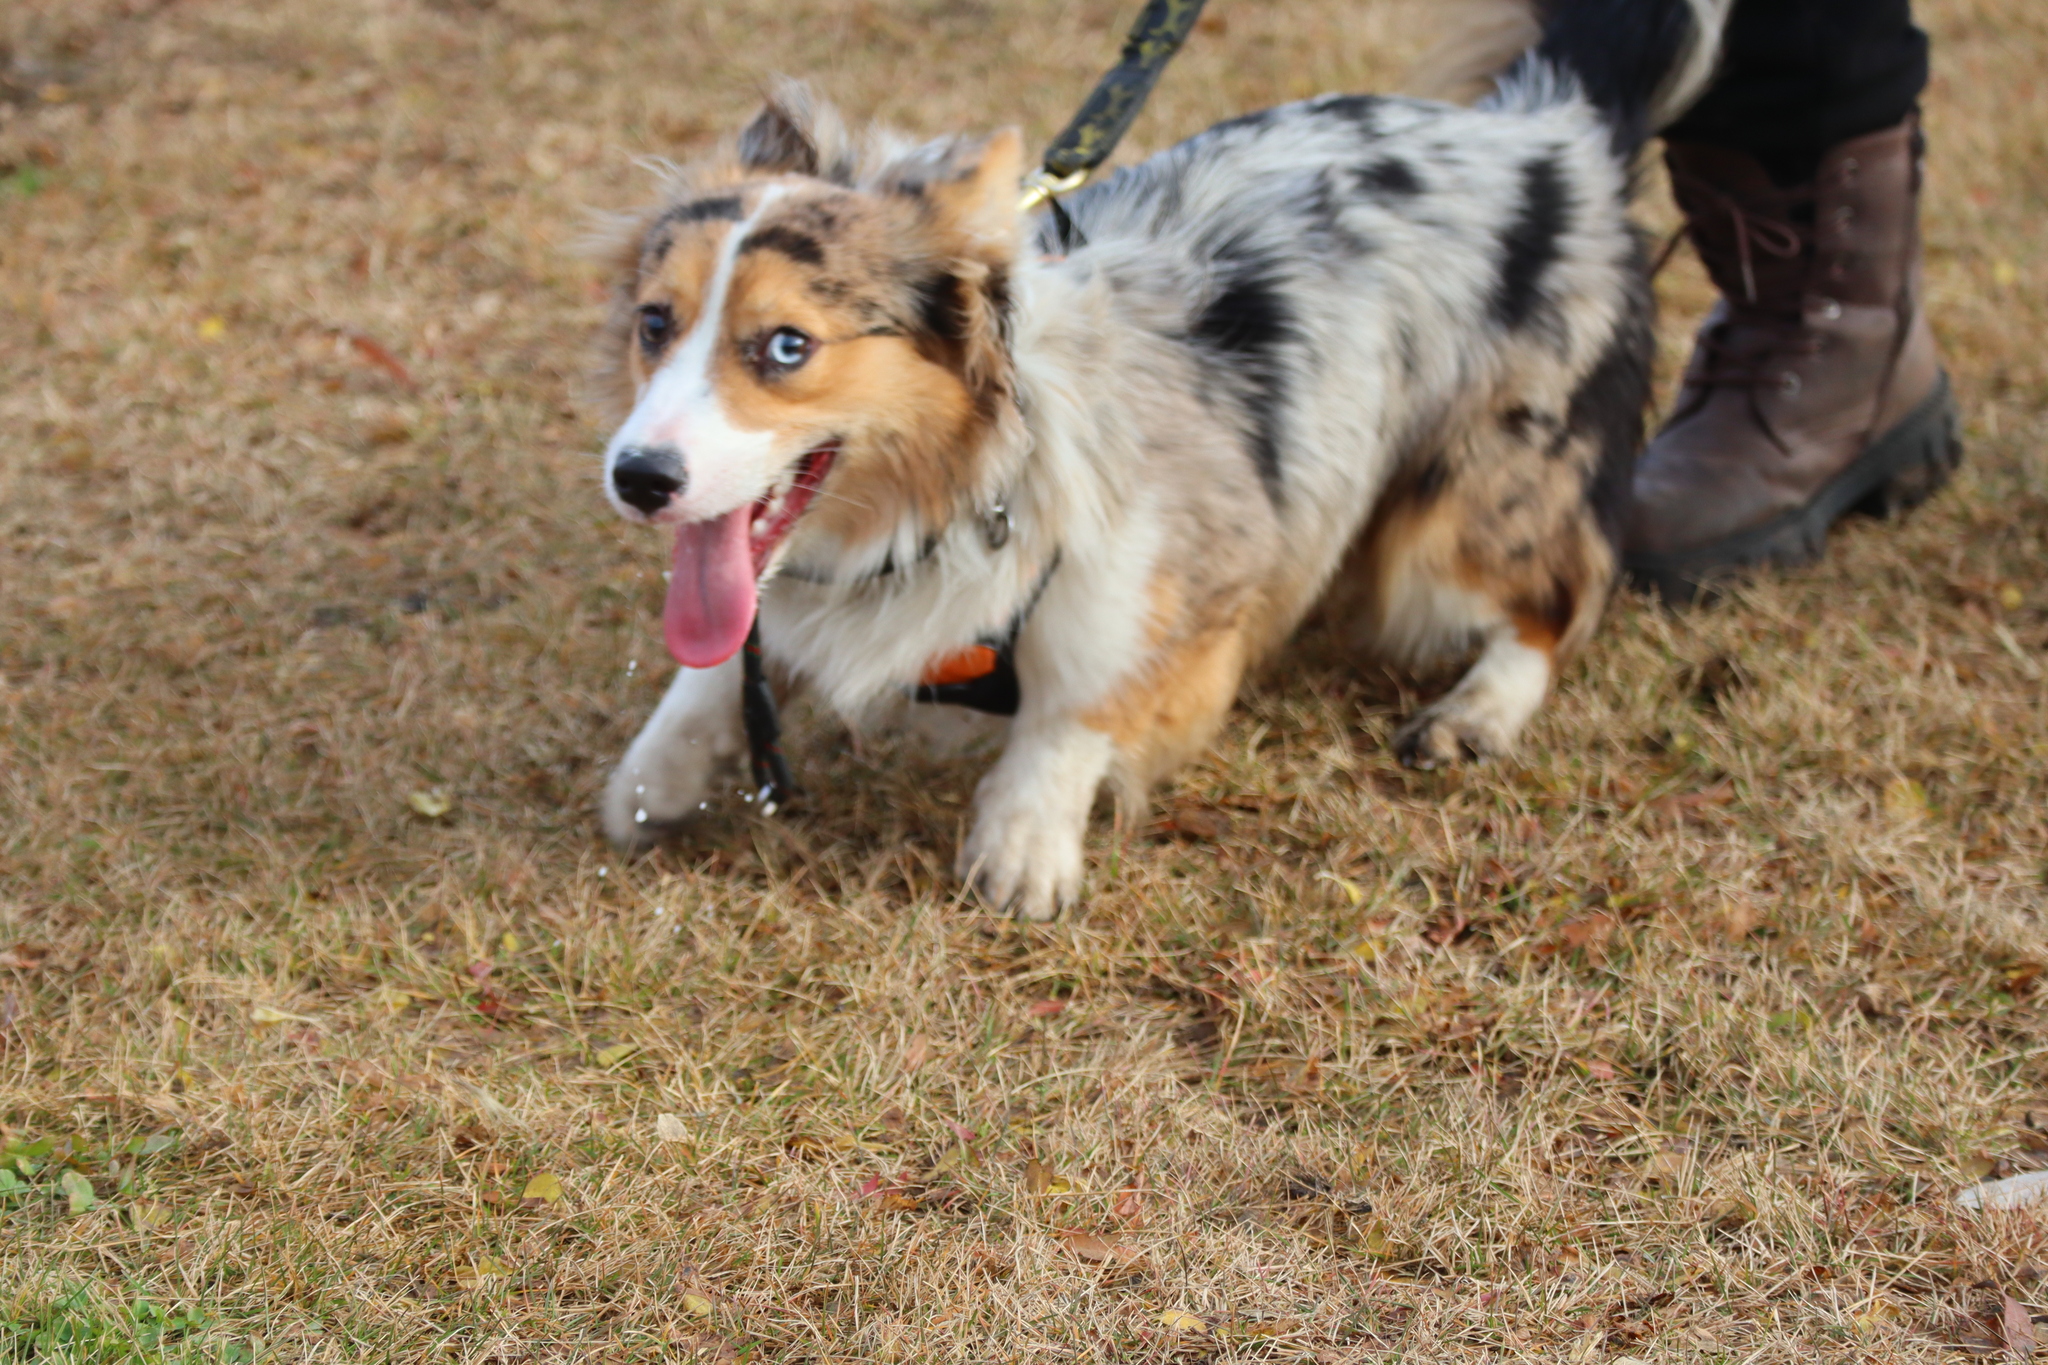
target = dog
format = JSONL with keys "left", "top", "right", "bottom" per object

{"left": 591, "top": 0, "right": 1733, "bottom": 919}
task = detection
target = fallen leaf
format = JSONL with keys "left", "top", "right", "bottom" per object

{"left": 1882, "top": 777, "right": 1930, "bottom": 821}
{"left": 521, "top": 1172, "right": 563, "bottom": 1206}
{"left": 1024, "top": 1158, "right": 1052, "bottom": 1194}
{"left": 903, "top": 1034, "right": 931, "bottom": 1071}
{"left": 1161, "top": 803, "right": 1230, "bottom": 841}
{"left": 1320, "top": 872, "right": 1365, "bottom": 905}
{"left": 1028, "top": 999, "right": 1065, "bottom": 1018}
{"left": 454, "top": 1255, "right": 510, "bottom": 1290}
{"left": 366, "top": 985, "right": 412, "bottom": 1013}
{"left": 2005, "top": 1294, "right": 2038, "bottom": 1360}
{"left": 59, "top": 1168, "right": 96, "bottom": 1214}
{"left": 348, "top": 331, "right": 418, "bottom": 390}
{"left": 1421, "top": 911, "right": 1468, "bottom": 947}
{"left": 682, "top": 1291, "right": 715, "bottom": 1317}
{"left": 408, "top": 789, "right": 452, "bottom": 819}
{"left": 251, "top": 1005, "right": 315, "bottom": 1025}
{"left": 500, "top": 930, "right": 521, "bottom": 953}
{"left": 1113, "top": 1187, "right": 1144, "bottom": 1221}
{"left": 1159, "top": 1309, "right": 1209, "bottom": 1333}
{"left": 592, "top": 1042, "right": 636, "bottom": 1069}
{"left": 1061, "top": 1230, "right": 1137, "bottom": 1263}
{"left": 0, "top": 945, "right": 46, "bottom": 971}
{"left": 197, "top": 316, "right": 226, "bottom": 341}
{"left": 127, "top": 1200, "right": 171, "bottom": 1229}
{"left": 656, "top": 1113, "right": 689, "bottom": 1144}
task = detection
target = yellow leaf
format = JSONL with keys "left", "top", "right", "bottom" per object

{"left": 128, "top": 1201, "right": 171, "bottom": 1229}
{"left": 1882, "top": 777, "right": 1929, "bottom": 821}
{"left": 251, "top": 1005, "right": 314, "bottom": 1025}
{"left": 592, "top": 1043, "right": 636, "bottom": 1069}
{"left": 521, "top": 1172, "right": 563, "bottom": 1205}
{"left": 1999, "top": 583, "right": 2024, "bottom": 612}
{"left": 197, "top": 316, "right": 226, "bottom": 341}
{"left": 1345, "top": 939, "right": 1383, "bottom": 965}
{"left": 682, "top": 1291, "right": 715, "bottom": 1317}
{"left": 1024, "top": 1158, "right": 1051, "bottom": 1194}
{"left": 367, "top": 985, "right": 412, "bottom": 1013}
{"left": 1994, "top": 259, "right": 2019, "bottom": 288}
{"left": 500, "top": 930, "right": 520, "bottom": 953}
{"left": 655, "top": 1113, "right": 689, "bottom": 1143}
{"left": 454, "top": 1255, "right": 510, "bottom": 1290}
{"left": 408, "top": 790, "right": 452, "bottom": 818}
{"left": 1319, "top": 872, "right": 1364, "bottom": 905}
{"left": 1159, "top": 1309, "right": 1209, "bottom": 1333}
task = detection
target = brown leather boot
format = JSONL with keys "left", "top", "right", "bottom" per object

{"left": 1623, "top": 112, "right": 1962, "bottom": 603}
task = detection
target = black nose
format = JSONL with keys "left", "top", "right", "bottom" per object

{"left": 611, "top": 446, "right": 685, "bottom": 515}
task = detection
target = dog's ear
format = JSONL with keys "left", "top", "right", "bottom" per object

{"left": 738, "top": 80, "right": 853, "bottom": 181}
{"left": 922, "top": 127, "right": 1026, "bottom": 257}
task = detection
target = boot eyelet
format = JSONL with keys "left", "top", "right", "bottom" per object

{"left": 1778, "top": 372, "right": 1802, "bottom": 395}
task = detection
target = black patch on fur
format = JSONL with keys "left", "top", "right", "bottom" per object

{"left": 1190, "top": 254, "right": 1296, "bottom": 498}
{"left": 911, "top": 272, "right": 967, "bottom": 343}
{"left": 1567, "top": 259, "right": 1656, "bottom": 545}
{"left": 738, "top": 104, "right": 818, "bottom": 175}
{"left": 1354, "top": 158, "right": 1422, "bottom": 197}
{"left": 1499, "top": 405, "right": 1537, "bottom": 441}
{"left": 1314, "top": 94, "right": 1383, "bottom": 129}
{"left": 1410, "top": 452, "right": 1449, "bottom": 503}
{"left": 663, "top": 195, "right": 743, "bottom": 226}
{"left": 1491, "top": 157, "right": 1569, "bottom": 331}
{"left": 740, "top": 224, "right": 826, "bottom": 266}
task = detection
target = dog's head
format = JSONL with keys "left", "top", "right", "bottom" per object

{"left": 597, "top": 85, "right": 1025, "bottom": 667}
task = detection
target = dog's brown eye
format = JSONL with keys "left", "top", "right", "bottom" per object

{"left": 761, "top": 327, "right": 813, "bottom": 372}
{"left": 637, "top": 304, "right": 674, "bottom": 355}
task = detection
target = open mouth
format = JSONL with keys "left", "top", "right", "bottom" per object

{"left": 747, "top": 441, "right": 839, "bottom": 576}
{"left": 661, "top": 440, "right": 840, "bottom": 670}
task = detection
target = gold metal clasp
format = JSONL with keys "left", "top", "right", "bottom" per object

{"left": 1017, "top": 166, "right": 1090, "bottom": 213}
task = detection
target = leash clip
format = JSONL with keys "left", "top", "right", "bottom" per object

{"left": 1018, "top": 166, "right": 1089, "bottom": 213}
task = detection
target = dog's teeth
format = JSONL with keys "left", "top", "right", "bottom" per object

{"left": 751, "top": 518, "right": 768, "bottom": 536}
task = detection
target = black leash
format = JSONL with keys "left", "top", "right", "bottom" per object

{"left": 741, "top": 619, "right": 796, "bottom": 813}
{"left": 739, "top": 0, "right": 1209, "bottom": 812}
{"left": 1020, "top": 0, "right": 1212, "bottom": 213}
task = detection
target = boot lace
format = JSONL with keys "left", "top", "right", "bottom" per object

{"left": 1661, "top": 170, "right": 1818, "bottom": 450}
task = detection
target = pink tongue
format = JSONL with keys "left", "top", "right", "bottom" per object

{"left": 663, "top": 508, "right": 756, "bottom": 668}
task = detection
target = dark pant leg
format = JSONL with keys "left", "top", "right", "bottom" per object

{"left": 1663, "top": 0, "right": 1929, "bottom": 183}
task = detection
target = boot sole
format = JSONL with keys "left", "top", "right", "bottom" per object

{"left": 1623, "top": 373, "right": 1962, "bottom": 605}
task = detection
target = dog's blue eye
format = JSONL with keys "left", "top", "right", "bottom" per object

{"left": 763, "top": 327, "right": 812, "bottom": 371}
{"left": 637, "top": 304, "right": 673, "bottom": 354}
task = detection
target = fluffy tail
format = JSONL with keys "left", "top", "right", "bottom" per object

{"left": 1416, "top": 0, "right": 1735, "bottom": 158}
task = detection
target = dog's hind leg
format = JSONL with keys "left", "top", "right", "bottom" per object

{"left": 603, "top": 656, "right": 745, "bottom": 851}
{"left": 1346, "top": 407, "right": 1624, "bottom": 768}
{"left": 1392, "top": 611, "right": 1565, "bottom": 768}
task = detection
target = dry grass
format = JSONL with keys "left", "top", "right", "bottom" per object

{"left": 3, "top": 0, "right": 2047, "bottom": 1359}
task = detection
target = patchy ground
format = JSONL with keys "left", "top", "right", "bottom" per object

{"left": 2, "top": 0, "right": 2046, "bottom": 1359}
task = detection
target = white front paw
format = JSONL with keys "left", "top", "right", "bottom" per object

{"left": 955, "top": 723, "right": 1111, "bottom": 920}
{"left": 602, "top": 740, "right": 727, "bottom": 851}
{"left": 957, "top": 798, "right": 1087, "bottom": 921}
{"left": 601, "top": 659, "right": 745, "bottom": 852}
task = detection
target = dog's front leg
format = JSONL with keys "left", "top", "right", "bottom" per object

{"left": 957, "top": 713, "right": 1114, "bottom": 921}
{"left": 602, "top": 656, "right": 744, "bottom": 850}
